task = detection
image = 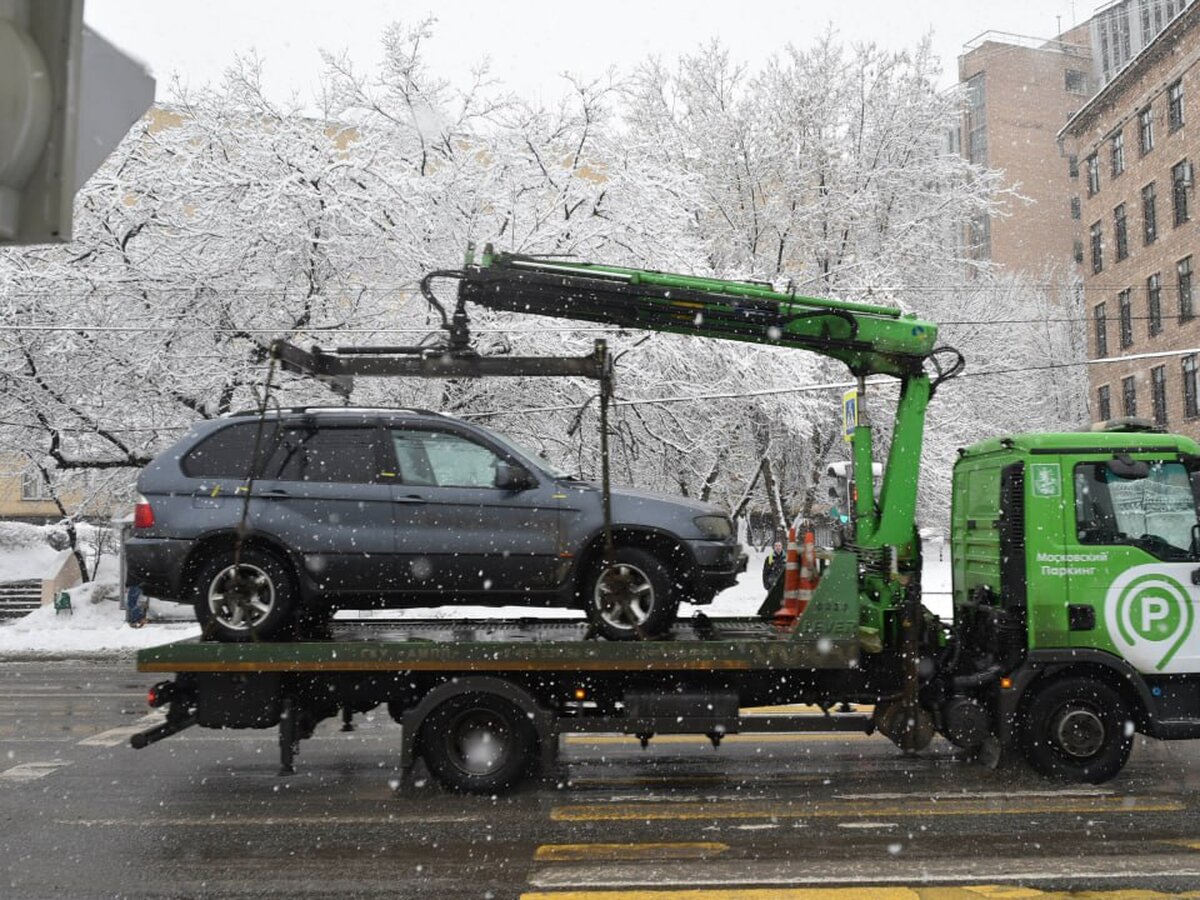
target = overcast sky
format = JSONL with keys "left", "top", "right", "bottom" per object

{"left": 85, "top": 0, "right": 1091, "bottom": 104}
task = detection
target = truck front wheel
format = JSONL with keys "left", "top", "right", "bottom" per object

{"left": 1019, "top": 677, "right": 1133, "bottom": 784}
{"left": 419, "top": 693, "right": 538, "bottom": 794}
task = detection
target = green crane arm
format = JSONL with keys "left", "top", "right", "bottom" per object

{"left": 455, "top": 250, "right": 938, "bottom": 380}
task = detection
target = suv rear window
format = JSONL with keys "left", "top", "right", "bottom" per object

{"left": 182, "top": 422, "right": 281, "bottom": 478}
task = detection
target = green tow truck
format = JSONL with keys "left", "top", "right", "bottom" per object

{"left": 131, "top": 249, "right": 1200, "bottom": 791}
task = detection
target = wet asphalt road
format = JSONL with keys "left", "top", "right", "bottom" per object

{"left": 3, "top": 659, "right": 1200, "bottom": 899}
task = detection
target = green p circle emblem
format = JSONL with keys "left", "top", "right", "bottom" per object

{"left": 1114, "top": 573, "right": 1194, "bottom": 670}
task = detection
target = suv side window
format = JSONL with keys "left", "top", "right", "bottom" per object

{"left": 391, "top": 429, "right": 505, "bottom": 488}
{"left": 269, "top": 427, "right": 380, "bottom": 484}
{"left": 182, "top": 422, "right": 282, "bottom": 478}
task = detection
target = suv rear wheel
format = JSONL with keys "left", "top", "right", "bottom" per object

{"left": 583, "top": 546, "right": 677, "bottom": 640}
{"left": 191, "top": 547, "right": 297, "bottom": 642}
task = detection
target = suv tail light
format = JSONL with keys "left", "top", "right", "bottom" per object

{"left": 133, "top": 495, "right": 155, "bottom": 529}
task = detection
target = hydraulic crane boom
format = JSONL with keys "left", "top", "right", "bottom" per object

{"left": 455, "top": 247, "right": 938, "bottom": 380}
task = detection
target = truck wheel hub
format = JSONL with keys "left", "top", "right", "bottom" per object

{"left": 1054, "top": 708, "right": 1105, "bottom": 758}
{"left": 447, "top": 710, "right": 509, "bottom": 775}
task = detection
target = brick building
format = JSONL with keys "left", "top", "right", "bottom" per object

{"left": 956, "top": 30, "right": 1092, "bottom": 272}
{"left": 954, "top": 2, "right": 1193, "bottom": 276}
{"left": 1061, "top": 2, "right": 1200, "bottom": 437}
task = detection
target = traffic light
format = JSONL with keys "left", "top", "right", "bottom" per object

{"left": 0, "top": 1, "right": 153, "bottom": 245}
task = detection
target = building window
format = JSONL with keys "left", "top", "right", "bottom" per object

{"left": 1119, "top": 289, "right": 1134, "bottom": 347}
{"left": 1152, "top": 365, "right": 1168, "bottom": 426}
{"left": 1179, "top": 255, "right": 1194, "bottom": 321}
{"left": 1169, "top": 79, "right": 1185, "bottom": 132}
{"left": 1173, "top": 159, "right": 1192, "bottom": 225}
{"left": 1111, "top": 130, "right": 1125, "bottom": 177}
{"left": 1090, "top": 220, "right": 1104, "bottom": 273}
{"left": 1073, "top": 239, "right": 1084, "bottom": 264}
{"left": 1114, "top": 204, "right": 1129, "bottom": 261}
{"left": 1095, "top": 302, "right": 1108, "bottom": 357}
{"left": 1070, "top": 196, "right": 1081, "bottom": 219}
{"left": 1143, "top": 182, "right": 1158, "bottom": 244}
{"left": 965, "top": 73, "right": 987, "bottom": 165}
{"left": 1148, "top": 272, "right": 1163, "bottom": 335}
{"left": 1068, "top": 154, "right": 1079, "bottom": 178}
{"left": 1185, "top": 355, "right": 1200, "bottom": 418}
{"left": 968, "top": 213, "right": 990, "bottom": 260}
{"left": 1086, "top": 153, "right": 1101, "bottom": 196}
{"left": 1139, "top": 105, "right": 1154, "bottom": 155}
{"left": 1065, "top": 69, "right": 1088, "bottom": 95}
{"left": 1122, "top": 375, "right": 1137, "bottom": 417}
{"left": 1098, "top": 384, "right": 1112, "bottom": 421}
{"left": 20, "top": 468, "right": 50, "bottom": 502}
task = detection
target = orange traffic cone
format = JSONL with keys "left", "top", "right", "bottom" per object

{"left": 773, "top": 528, "right": 801, "bottom": 631}
{"left": 795, "top": 530, "right": 817, "bottom": 620}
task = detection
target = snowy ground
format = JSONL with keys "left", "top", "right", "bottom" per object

{"left": 0, "top": 538, "right": 954, "bottom": 656}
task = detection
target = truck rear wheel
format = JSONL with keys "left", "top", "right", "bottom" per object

{"left": 584, "top": 546, "right": 677, "bottom": 641}
{"left": 191, "top": 547, "right": 298, "bottom": 642}
{"left": 419, "top": 693, "right": 538, "bottom": 794}
{"left": 1019, "top": 677, "right": 1133, "bottom": 784}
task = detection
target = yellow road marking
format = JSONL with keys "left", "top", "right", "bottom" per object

{"left": 535, "top": 842, "right": 729, "bottom": 862}
{"left": 740, "top": 705, "right": 874, "bottom": 715}
{"left": 1164, "top": 839, "right": 1200, "bottom": 850}
{"left": 550, "top": 796, "right": 1184, "bottom": 823}
{"left": 564, "top": 733, "right": 874, "bottom": 745}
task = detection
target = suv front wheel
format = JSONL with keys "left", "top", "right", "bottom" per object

{"left": 583, "top": 546, "right": 677, "bottom": 640}
{"left": 191, "top": 547, "right": 297, "bottom": 642}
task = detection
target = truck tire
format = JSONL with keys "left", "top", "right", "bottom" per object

{"left": 419, "top": 693, "right": 538, "bottom": 794}
{"left": 583, "top": 546, "right": 677, "bottom": 640}
{"left": 191, "top": 547, "right": 298, "bottom": 642}
{"left": 1019, "top": 677, "right": 1133, "bottom": 784}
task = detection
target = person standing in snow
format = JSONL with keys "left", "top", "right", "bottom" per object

{"left": 761, "top": 539, "right": 786, "bottom": 589}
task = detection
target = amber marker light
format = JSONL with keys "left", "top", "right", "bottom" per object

{"left": 1000, "top": 677, "right": 1013, "bottom": 690}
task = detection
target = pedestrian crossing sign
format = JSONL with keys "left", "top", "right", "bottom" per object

{"left": 843, "top": 389, "right": 858, "bottom": 442}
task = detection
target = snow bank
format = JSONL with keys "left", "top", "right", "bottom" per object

{"left": 0, "top": 582, "right": 199, "bottom": 655}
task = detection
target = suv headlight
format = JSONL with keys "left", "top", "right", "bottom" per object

{"left": 693, "top": 515, "right": 733, "bottom": 540}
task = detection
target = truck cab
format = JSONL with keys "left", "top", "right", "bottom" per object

{"left": 950, "top": 420, "right": 1200, "bottom": 780}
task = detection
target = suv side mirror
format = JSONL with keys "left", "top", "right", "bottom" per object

{"left": 495, "top": 463, "right": 535, "bottom": 491}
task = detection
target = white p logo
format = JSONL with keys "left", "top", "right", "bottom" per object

{"left": 1141, "top": 595, "right": 1171, "bottom": 634}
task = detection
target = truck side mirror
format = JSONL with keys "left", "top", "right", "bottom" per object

{"left": 494, "top": 463, "right": 534, "bottom": 491}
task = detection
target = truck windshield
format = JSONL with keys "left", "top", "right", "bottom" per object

{"left": 1074, "top": 460, "right": 1200, "bottom": 560}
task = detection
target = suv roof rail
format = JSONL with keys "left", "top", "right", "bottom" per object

{"left": 229, "top": 406, "right": 444, "bottom": 418}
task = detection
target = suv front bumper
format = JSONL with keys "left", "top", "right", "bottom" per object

{"left": 684, "top": 539, "right": 749, "bottom": 603}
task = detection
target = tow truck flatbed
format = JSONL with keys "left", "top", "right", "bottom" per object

{"left": 135, "top": 617, "right": 858, "bottom": 674}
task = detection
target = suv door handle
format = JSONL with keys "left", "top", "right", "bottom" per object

{"left": 393, "top": 495, "right": 426, "bottom": 504}
{"left": 258, "top": 488, "right": 291, "bottom": 498}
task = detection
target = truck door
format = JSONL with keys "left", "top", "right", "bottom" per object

{"left": 1066, "top": 457, "right": 1200, "bottom": 674}
{"left": 383, "top": 424, "right": 562, "bottom": 600}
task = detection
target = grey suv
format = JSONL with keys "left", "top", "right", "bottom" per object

{"left": 126, "top": 408, "right": 746, "bottom": 641}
